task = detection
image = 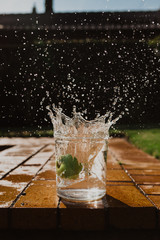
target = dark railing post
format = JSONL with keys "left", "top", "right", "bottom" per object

{"left": 45, "top": 0, "right": 53, "bottom": 13}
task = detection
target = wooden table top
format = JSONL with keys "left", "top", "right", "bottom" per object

{"left": 0, "top": 137, "right": 160, "bottom": 230}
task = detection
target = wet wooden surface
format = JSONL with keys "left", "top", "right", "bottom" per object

{"left": 0, "top": 137, "right": 160, "bottom": 230}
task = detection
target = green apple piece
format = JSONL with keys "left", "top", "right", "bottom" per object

{"left": 56, "top": 154, "right": 83, "bottom": 179}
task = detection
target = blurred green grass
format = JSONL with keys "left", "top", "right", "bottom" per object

{"left": 125, "top": 128, "right": 160, "bottom": 159}
{"left": 0, "top": 127, "right": 53, "bottom": 138}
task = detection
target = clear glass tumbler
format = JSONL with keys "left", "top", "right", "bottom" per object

{"left": 48, "top": 106, "right": 108, "bottom": 202}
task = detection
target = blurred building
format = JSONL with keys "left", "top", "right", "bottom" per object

{"left": 0, "top": 0, "right": 160, "bottom": 46}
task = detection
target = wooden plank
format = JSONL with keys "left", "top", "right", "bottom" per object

{"left": 0, "top": 144, "right": 45, "bottom": 179}
{"left": 0, "top": 180, "right": 26, "bottom": 207}
{"left": 58, "top": 144, "right": 157, "bottom": 230}
{"left": 0, "top": 157, "right": 26, "bottom": 179}
{"left": 107, "top": 169, "right": 132, "bottom": 182}
{"left": 14, "top": 180, "right": 58, "bottom": 208}
{"left": 11, "top": 180, "right": 58, "bottom": 229}
{"left": 140, "top": 185, "right": 160, "bottom": 195}
{"left": 0, "top": 137, "right": 54, "bottom": 146}
{"left": 147, "top": 195, "right": 160, "bottom": 209}
{"left": 12, "top": 155, "right": 57, "bottom": 205}
{"left": 106, "top": 182, "right": 134, "bottom": 186}
{"left": 22, "top": 145, "right": 54, "bottom": 166}
{"left": 0, "top": 208, "right": 8, "bottom": 229}
{"left": 0, "top": 146, "right": 41, "bottom": 157}
{"left": 10, "top": 208, "right": 57, "bottom": 230}
{"left": 105, "top": 160, "right": 157, "bottom": 229}
{"left": 0, "top": 145, "right": 53, "bottom": 208}
{"left": 106, "top": 185, "right": 153, "bottom": 207}
{"left": 59, "top": 199, "right": 106, "bottom": 230}
{"left": 109, "top": 138, "right": 159, "bottom": 164}
{"left": 131, "top": 175, "right": 160, "bottom": 185}
{"left": 100, "top": 184, "right": 156, "bottom": 229}
{"left": 0, "top": 138, "right": 159, "bottom": 230}
{"left": 107, "top": 151, "right": 122, "bottom": 169}
{"left": 127, "top": 169, "right": 160, "bottom": 176}
{"left": 35, "top": 159, "right": 56, "bottom": 181}
{"left": 109, "top": 207, "right": 156, "bottom": 229}
{"left": 121, "top": 162, "right": 160, "bottom": 170}
{"left": 10, "top": 146, "right": 58, "bottom": 229}
{"left": 58, "top": 184, "right": 156, "bottom": 230}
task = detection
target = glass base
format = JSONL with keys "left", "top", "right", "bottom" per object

{"left": 57, "top": 188, "right": 106, "bottom": 202}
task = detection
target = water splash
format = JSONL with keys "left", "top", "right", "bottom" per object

{"left": 47, "top": 104, "right": 123, "bottom": 139}
{"left": 47, "top": 104, "right": 124, "bottom": 201}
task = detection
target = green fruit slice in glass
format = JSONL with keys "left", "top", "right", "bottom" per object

{"left": 56, "top": 154, "right": 83, "bottom": 179}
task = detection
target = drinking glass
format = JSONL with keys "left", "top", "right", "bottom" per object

{"left": 52, "top": 107, "right": 108, "bottom": 202}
